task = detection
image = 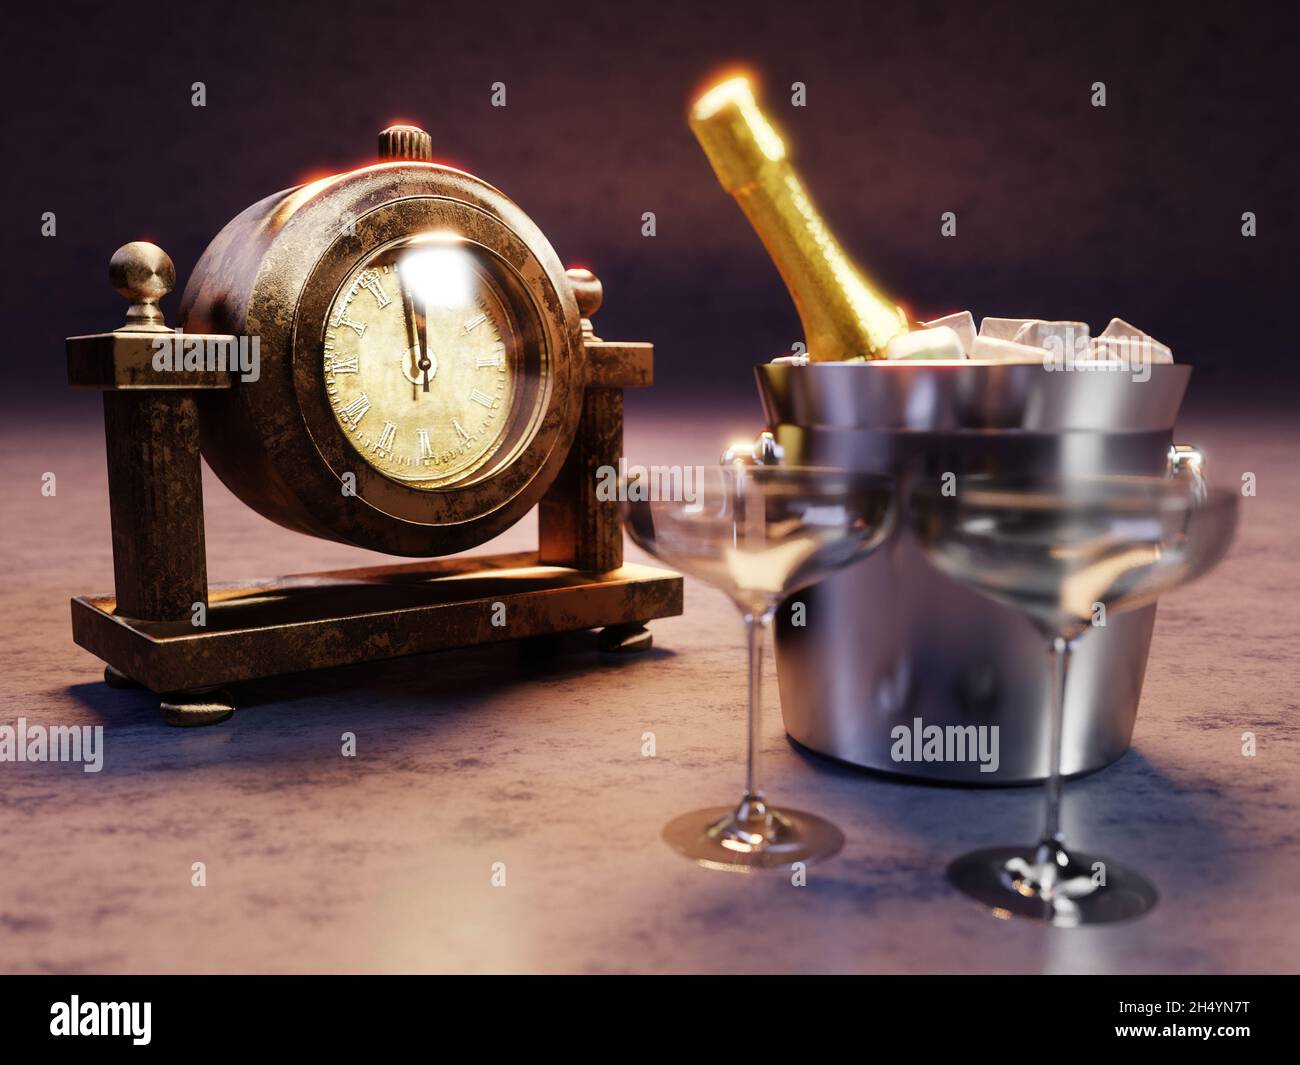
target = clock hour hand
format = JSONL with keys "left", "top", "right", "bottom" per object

{"left": 401, "top": 274, "right": 434, "bottom": 394}
{"left": 419, "top": 300, "right": 432, "bottom": 393}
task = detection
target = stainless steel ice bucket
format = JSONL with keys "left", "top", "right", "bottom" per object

{"left": 755, "top": 361, "right": 1193, "bottom": 784}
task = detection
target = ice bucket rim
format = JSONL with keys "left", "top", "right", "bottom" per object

{"left": 755, "top": 361, "right": 1191, "bottom": 433}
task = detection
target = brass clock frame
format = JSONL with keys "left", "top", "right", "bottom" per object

{"left": 66, "top": 126, "right": 682, "bottom": 725}
{"left": 184, "top": 164, "right": 584, "bottom": 555}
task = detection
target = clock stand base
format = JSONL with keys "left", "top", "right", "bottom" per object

{"left": 72, "top": 552, "right": 682, "bottom": 726}
{"left": 68, "top": 250, "right": 681, "bottom": 726}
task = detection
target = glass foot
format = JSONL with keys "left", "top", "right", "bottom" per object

{"left": 948, "top": 842, "right": 1158, "bottom": 926}
{"left": 662, "top": 798, "right": 844, "bottom": 872}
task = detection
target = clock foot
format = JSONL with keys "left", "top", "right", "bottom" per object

{"left": 598, "top": 623, "right": 652, "bottom": 654}
{"left": 104, "top": 665, "right": 142, "bottom": 689}
{"left": 160, "top": 688, "right": 235, "bottom": 727}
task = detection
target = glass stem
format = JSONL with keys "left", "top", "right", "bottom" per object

{"left": 741, "top": 608, "right": 773, "bottom": 809}
{"left": 1040, "top": 635, "right": 1074, "bottom": 848}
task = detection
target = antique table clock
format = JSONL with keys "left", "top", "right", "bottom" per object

{"left": 67, "top": 124, "right": 682, "bottom": 725}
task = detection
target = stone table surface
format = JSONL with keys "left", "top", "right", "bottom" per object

{"left": 1, "top": 402, "right": 1296, "bottom": 974}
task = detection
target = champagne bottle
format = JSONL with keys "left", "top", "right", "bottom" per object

{"left": 690, "top": 76, "right": 909, "bottom": 361}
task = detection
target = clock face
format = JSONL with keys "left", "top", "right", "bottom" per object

{"left": 323, "top": 236, "right": 532, "bottom": 489}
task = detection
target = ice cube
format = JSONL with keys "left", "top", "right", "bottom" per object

{"left": 885, "top": 326, "right": 966, "bottom": 361}
{"left": 1013, "top": 319, "right": 1090, "bottom": 350}
{"left": 1008, "top": 320, "right": 1090, "bottom": 369}
{"left": 969, "top": 335, "right": 1047, "bottom": 363}
{"left": 920, "top": 311, "right": 976, "bottom": 355}
{"left": 1091, "top": 318, "right": 1173, "bottom": 364}
{"left": 978, "top": 317, "right": 1036, "bottom": 341}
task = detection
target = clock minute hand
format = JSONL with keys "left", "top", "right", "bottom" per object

{"left": 401, "top": 279, "right": 421, "bottom": 375}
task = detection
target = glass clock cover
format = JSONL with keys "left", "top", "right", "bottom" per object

{"left": 323, "top": 234, "right": 547, "bottom": 489}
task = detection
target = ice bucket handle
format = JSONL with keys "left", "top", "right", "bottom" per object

{"left": 1168, "top": 443, "right": 1208, "bottom": 501}
{"left": 721, "top": 430, "right": 783, "bottom": 466}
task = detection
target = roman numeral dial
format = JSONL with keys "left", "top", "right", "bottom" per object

{"left": 323, "top": 243, "right": 521, "bottom": 489}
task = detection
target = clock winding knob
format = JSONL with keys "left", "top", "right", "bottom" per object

{"left": 109, "top": 241, "right": 174, "bottom": 332}
{"left": 378, "top": 124, "right": 433, "bottom": 162}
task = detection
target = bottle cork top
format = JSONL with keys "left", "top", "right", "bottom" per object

{"left": 689, "top": 76, "right": 787, "bottom": 192}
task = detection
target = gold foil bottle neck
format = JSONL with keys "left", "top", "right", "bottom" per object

{"left": 689, "top": 75, "right": 908, "bottom": 361}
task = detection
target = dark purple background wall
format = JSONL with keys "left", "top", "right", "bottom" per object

{"left": 6, "top": 0, "right": 1297, "bottom": 413}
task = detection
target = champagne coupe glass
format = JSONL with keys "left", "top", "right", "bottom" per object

{"left": 621, "top": 464, "right": 894, "bottom": 871}
{"left": 910, "top": 473, "right": 1239, "bottom": 925}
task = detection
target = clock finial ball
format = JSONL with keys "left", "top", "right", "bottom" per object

{"left": 565, "top": 267, "right": 603, "bottom": 319}
{"left": 109, "top": 241, "right": 175, "bottom": 330}
{"left": 110, "top": 241, "right": 175, "bottom": 303}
